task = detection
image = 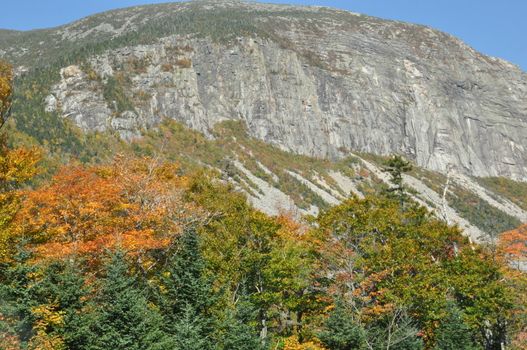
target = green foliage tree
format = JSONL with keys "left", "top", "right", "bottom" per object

{"left": 0, "top": 247, "right": 39, "bottom": 345}
{"left": 219, "top": 296, "right": 264, "bottom": 350}
{"left": 382, "top": 155, "right": 412, "bottom": 206}
{"left": 89, "top": 250, "right": 173, "bottom": 350}
{"left": 318, "top": 300, "right": 367, "bottom": 350}
{"left": 433, "top": 302, "right": 480, "bottom": 350}
{"left": 188, "top": 173, "right": 323, "bottom": 341}
{"left": 157, "top": 227, "right": 215, "bottom": 343}
{"left": 172, "top": 304, "right": 211, "bottom": 350}
{"left": 315, "top": 195, "right": 514, "bottom": 348}
{"left": 366, "top": 310, "right": 424, "bottom": 350}
{"left": 31, "top": 260, "right": 94, "bottom": 349}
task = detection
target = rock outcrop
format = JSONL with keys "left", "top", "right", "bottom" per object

{"left": 2, "top": 0, "right": 527, "bottom": 180}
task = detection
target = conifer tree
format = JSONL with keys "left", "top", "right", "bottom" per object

{"left": 158, "top": 227, "right": 215, "bottom": 338}
{"left": 89, "top": 250, "right": 173, "bottom": 350}
{"left": 220, "top": 297, "right": 264, "bottom": 350}
{"left": 382, "top": 155, "right": 412, "bottom": 207}
{"left": 172, "top": 304, "right": 210, "bottom": 350}
{"left": 318, "top": 300, "right": 367, "bottom": 350}
{"left": 36, "top": 261, "right": 94, "bottom": 349}
{"left": 0, "top": 247, "right": 38, "bottom": 345}
{"left": 434, "top": 302, "right": 480, "bottom": 350}
{"left": 366, "top": 309, "right": 424, "bottom": 350}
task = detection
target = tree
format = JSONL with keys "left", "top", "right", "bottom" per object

{"left": 382, "top": 155, "right": 412, "bottom": 207}
{"left": 32, "top": 261, "right": 95, "bottom": 349}
{"left": 366, "top": 309, "right": 424, "bottom": 350}
{"left": 171, "top": 304, "right": 210, "bottom": 350}
{"left": 219, "top": 297, "right": 264, "bottom": 350}
{"left": 318, "top": 300, "right": 367, "bottom": 350}
{"left": 0, "top": 60, "right": 40, "bottom": 264}
{"left": 89, "top": 250, "right": 173, "bottom": 350}
{"left": 433, "top": 302, "right": 480, "bottom": 350}
{"left": 315, "top": 195, "right": 514, "bottom": 347}
{"left": 188, "top": 174, "right": 324, "bottom": 340}
{"left": 157, "top": 227, "right": 215, "bottom": 339}
{"left": 0, "top": 60, "right": 13, "bottom": 127}
{"left": 14, "top": 157, "right": 195, "bottom": 263}
{"left": 0, "top": 247, "right": 39, "bottom": 346}
{"left": 499, "top": 224, "right": 527, "bottom": 271}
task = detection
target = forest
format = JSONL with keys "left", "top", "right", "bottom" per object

{"left": 0, "top": 59, "right": 526, "bottom": 350}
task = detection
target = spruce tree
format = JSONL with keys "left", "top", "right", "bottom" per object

{"left": 36, "top": 260, "right": 94, "bottom": 349}
{"left": 158, "top": 227, "right": 215, "bottom": 342}
{"left": 172, "top": 304, "right": 210, "bottom": 350}
{"left": 434, "top": 302, "right": 480, "bottom": 350}
{"left": 220, "top": 298, "right": 264, "bottom": 350}
{"left": 318, "top": 300, "right": 367, "bottom": 350}
{"left": 89, "top": 250, "right": 173, "bottom": 350}
{"left": 0, "top": 247, "right": 37, "bottom": 345}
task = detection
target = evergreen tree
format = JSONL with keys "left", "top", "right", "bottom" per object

{"left": 434, "top": 302, "right": 480, "bottom": 350}
{"left": 0, "top": 247, "right": 38, "bottom": 345}
{"left": 382, "top": 155, "right": 412, "bottom": 206}
{"left": 172, "top": 304, "right": 210, "bottom": 350}
{"left": 318, "top": 300, "right": 367, "bottom": 350}
{"left": 367, "top": 310, "right": 424, "bottom": 350}
{"left": 220, "top": 297, "right": 264, "bottom": 350}
{"left": 89, "top": 250, "right": 173, "bottom": 350}
{"left": 158, "top": 227, "right": 215, "bottom": 339}
{"left": 36, "top": 261, "right": 94, "bottom": 349}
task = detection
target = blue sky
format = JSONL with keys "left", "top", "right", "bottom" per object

{"left": 2, "top": 0, "right": 525, "bottom": 71}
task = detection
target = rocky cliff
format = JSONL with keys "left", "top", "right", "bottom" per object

{"left": 2, "top": 0, "right": 527, "bottom": 180}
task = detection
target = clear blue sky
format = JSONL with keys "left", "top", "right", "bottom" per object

{"left": 2, "top": 0, "right": 525, "bottom": 71}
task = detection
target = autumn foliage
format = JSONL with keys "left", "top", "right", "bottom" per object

{"left": 499, "top": 224, "right": 527, "bottom": 269}
{"left": 15, "top": 156, "right": 199, "bottom": 261}
{"left": 0, "top": 61, "right": 41, "bottom": 263}
{"left": 0, "top": 60, "right": 13, "bottom": 125}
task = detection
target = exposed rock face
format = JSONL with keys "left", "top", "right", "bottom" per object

{"left": 4, "top": 0, "right": 527, "bottom": 180}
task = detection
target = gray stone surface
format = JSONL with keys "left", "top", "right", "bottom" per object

{"left": 16, "top": 0, "right": 527, "bottom": 180}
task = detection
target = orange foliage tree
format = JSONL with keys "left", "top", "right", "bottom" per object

{"left": 499, "top": 223, "right": 527, "bottom": 270}
{"left": 499, "top": 224, "right": 527, "bottom": 349}
{"left": 15, "top": 156, "right": 202, "bottom": 262}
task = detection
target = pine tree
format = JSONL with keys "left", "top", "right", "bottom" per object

{"left": 318, "top": 300, "right": 367, "bottom": 350}
{"left": 434, "top": 302, "right": 480, "bottom": 350}
{"left": 89, "top": 250, "right": 173, "bottom": 350}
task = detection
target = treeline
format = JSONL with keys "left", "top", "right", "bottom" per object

{"left": 0, "top": 151, "right": 526, "bottom": 349}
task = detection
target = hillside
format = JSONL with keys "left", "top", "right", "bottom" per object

{"left": 0, "top": 0, "right": 526, "bottom": 240}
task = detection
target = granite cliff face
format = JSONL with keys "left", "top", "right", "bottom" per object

{"left": 2, "top": 0, "right": 527, "bottom": 180}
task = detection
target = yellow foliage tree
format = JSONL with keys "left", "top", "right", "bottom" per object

{"left": 28, "top": 304, "right": 66, "bottom": 350}
{"left": 0, "top": 60, "right": 13, "bottom": 127}
{"left": 282, "top": 335, "right": 326, "bottom": 350}
{"left": 0, "top": 60, "right": 41, "bottom": 263}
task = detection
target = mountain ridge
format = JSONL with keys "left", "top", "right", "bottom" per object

{"left": 1, "top": 0, "right": 526, "bottom": 239}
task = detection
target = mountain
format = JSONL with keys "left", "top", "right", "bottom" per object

{"left": 1, "top": 0, "right": 526, "bottom": 240}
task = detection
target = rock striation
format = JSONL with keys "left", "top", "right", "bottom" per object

{"left": 3, "top": 0, "right": 527, "bottom": 180}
